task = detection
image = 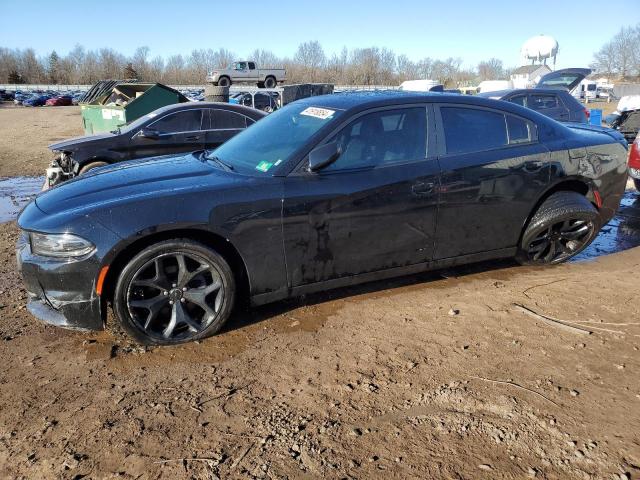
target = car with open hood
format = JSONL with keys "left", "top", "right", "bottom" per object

{"left": 17, "top": 91, "right": 628, "bottom": 345}
{"left": 45, "top": 102, "right": 266, "bottom": 187}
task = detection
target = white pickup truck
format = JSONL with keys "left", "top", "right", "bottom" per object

{"left": 207, "top": 61, "right": 286, "bottom": 88}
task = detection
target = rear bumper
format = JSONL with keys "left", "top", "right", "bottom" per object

{"left": 16, "top": 232, "right": 104, "bottom": 331}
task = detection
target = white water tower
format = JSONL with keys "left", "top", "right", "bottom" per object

{"left": 521, "top": 35, "right": 559, "bottom": 68}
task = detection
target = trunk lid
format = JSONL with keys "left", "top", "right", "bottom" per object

{"left": 536, "top": 68, "right": 591, "bottom": 91}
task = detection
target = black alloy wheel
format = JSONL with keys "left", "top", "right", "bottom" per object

{"left": 517, "top": 191, "right": 599, "bottom": 266}
{"left": 525, "top": 218, "right": 595, "bottom": 263}
{"left": 114, "top": 240, "right": 235, "bottom": 345}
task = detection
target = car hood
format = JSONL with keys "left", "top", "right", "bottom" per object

{"left": 48, "top": 132, "right": 116, "bottom": 152}
{"left": 34, "top": 152, "right": 233, "bottom": 215}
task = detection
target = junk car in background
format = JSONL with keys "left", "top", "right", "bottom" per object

{"left": 45, "top": 102, "right": 266, "bottom": 187}
{"left": 605, "top": 95, "right": 640, "bottom": 144}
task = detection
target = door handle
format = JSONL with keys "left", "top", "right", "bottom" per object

{"left": 186, "top": 135, "right": 202, "bottom": 141}
{"left": 524, "top": 160, "right": 544, "bottom": 172}
{"left": 412, "top": 181, "right": 435, "bottom": 196}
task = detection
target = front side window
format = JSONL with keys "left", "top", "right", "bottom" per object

{"left": 529, "top": 94, "right": 559, "bottom": 110}
{"left": 441, "top": 107, "right": 507, "bottom": 155}
{"left": 323, "top": 108, "right": 427, "bottom": 171}
{"left": 150, "top": 110, "right": 202, "bottom": 133}
{"left": 211, "top": 109, "right": 247, "bottom": 129}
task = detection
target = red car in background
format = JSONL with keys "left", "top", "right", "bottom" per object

{"left": 45, "top": 95, "right": 73, "bottom": 106}
{"left": 628, "top": 132, "right": 640, "bottom": 191}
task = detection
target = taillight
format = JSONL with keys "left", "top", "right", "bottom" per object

{"left": 629, "top": 135, "right": 640, "bottom": 169}
{"left": 584, "top": 108, "right": 590, "bottom": 121}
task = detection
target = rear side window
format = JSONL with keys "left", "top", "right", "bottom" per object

{"left": 151, "top": 110, "right": 202, "bottom": 133}
{"left": 506, "top": 115, "right": 533, "bottom": 144}
{"left": 441, "top": 107, "right": 507, "bottom": 154}
{"left": 529, "top": 94, "right": 559, "bottom": 110}
{"left": 509, "top": 95, "right": 527, "bottom": 107}
{"left": 211, "top": 109, "right": 247, "bottom": 129}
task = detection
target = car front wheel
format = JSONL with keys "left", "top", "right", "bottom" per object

{"left": 516, "top": 191, "right": 599, "bottom": 266}
{"left": 113, "top": 239, "right": 235, "bottom": 345}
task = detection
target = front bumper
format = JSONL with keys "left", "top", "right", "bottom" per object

{"left": 16, "top": 232, "right": 104, "bottom": 331}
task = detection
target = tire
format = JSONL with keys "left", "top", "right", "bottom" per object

{"left": 204, "top": 85, "right": 230, "bottom": 103}
{"left": 516, "top": 191, "right": 599, "bottom": 266}
{"left": 113, "top": 239, "right": 236, "bottom": 346}
{"left": 264, "top": 76, "right": 276, "bottom": 89}
{"left": 79, "top": 161, "right": 108, "bottom": 174}
{"left": 216, "top": 76, "right": 231, "bottom": 87}
{"left": 634, "top": 178, "right": 640, "bottom": 192}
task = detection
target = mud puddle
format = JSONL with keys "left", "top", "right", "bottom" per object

{"left": 0, "top": 176, "right": 43, "bottom": 223}
{"left": 574, "top": 190, "right": 640, "bottom": 261}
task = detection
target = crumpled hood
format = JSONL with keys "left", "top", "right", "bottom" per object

{"left": 48, "top": 132, "right": 115, "bottom": 152}
{"left": 35, "top": 153, "right": 233, "bottom": 215}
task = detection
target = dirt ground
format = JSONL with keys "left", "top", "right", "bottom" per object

{"left": 0, "top": 104, "right": 83, "bottom": 177}
{"left": 0, "top": 103, "right": 639, "bottom": 480}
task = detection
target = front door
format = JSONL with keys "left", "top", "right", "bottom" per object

{"left": 433, "top": 104, "right": 551, "bottom": 259}
{"left": 282, "top": 106, "right": 440, "bottom": 287}
{"left": 129, "top": 109, "right": 205, "bottom": 159}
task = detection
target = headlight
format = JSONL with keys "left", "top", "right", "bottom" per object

{"left": 30, "top": 232, "right": 95, "bottom": 258}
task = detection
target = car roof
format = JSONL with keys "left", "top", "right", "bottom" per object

{"left": 149, "top": 101, "right": 267, "bottom": 118}
{"left": 478, "top": 88, "right": 571, "bottom": 99}
{"left": 297, "top": 90, "right": 551, "bottom": 116}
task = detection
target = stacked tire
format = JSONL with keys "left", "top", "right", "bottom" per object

{"left": 205, "top": 85, "right": 230, "bottom": 103}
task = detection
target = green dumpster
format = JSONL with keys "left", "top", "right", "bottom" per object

{"left": 79, "top": 82, "right": 188, "bottom": 134}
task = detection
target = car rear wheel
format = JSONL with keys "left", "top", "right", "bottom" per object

{"left": 79, "top": 161, "right": 108, "bottom": 174}
{"left": 216, "top": 76, "right": 231, "bottom": 87}
{"left": 264, "top": 76, "right": 277, "bottom": 88}
{"left": 516, "top": 191, "right": 599, "bottom": 266}
{"left": 114, "top": 239, "right": 235, "bottom": 346}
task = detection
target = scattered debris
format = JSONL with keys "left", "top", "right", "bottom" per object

{"left": 513, "top": 303, "right": 592, "bottom": 335}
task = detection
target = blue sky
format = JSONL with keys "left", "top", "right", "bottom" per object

{"left": 1, "top": 0, "right": 638, "bottom": 69}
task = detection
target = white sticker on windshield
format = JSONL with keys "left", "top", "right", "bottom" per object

{"left": 300, "top": 107, "right": 335, "bottom": 120}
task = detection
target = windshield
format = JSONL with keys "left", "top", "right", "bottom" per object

{"left": 117, "top": 111, "right": 162, "bottom": 134}
{"left": 205, "top": 103, "right": 342, "bottom": 175}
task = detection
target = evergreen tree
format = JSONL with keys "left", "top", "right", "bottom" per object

{"left": 48, "top": 51, "right": 60, "bottom": 84}
{"left": 8, "top": 70, "right": 24, "bottom": 84}
{"left": 123, "top": 62, "right": 138, "bottom": 80}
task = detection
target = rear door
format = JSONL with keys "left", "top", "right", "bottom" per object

{"left": 282, "top": 105, "right": 441, "bottom": 287}
{"left": 204, "top": 108, "right": 249, "bottom": 148}
{"left": 128, "top": 109, "right": 204, "bottom": 159}
{"left": 527, "top": 93, "right": 569, "bottom": 122}
{"left": 434, "top": 104, "right": 551, "bottom": 259}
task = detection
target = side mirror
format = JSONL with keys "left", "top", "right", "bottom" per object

{"left": 138, "top": 127, "right": 159, "bottom": 139}
{"left": 309, "top": 141, "right": 340, "bottom": 172}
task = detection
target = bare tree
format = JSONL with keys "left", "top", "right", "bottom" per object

{"left": 294, "top": 41, "right": 326, "bottom": 81}
{"left": 591, "top": 23, "right": 640, "bottom": 77}
{"left": 477, "top": 58, "right": 504, "bottom": 81}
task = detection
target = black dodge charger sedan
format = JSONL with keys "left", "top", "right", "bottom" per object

{"left": 17, "top": 91, "right": 628, "bottom": 345}
{"left": 45, "top": 102, "right": 266, "bottom": 187}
